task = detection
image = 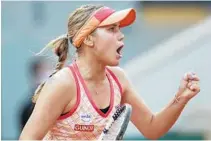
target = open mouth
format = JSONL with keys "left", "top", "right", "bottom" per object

{"left": 117, "top": 45, "right": 124, "bottom": 55}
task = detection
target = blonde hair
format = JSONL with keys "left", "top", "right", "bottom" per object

{"left": 32, "top": 4, "right": 103, "bottom": 103}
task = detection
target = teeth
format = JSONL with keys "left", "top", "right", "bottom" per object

{"left": 117, "top": 47, "right": 123, "bottom": 54}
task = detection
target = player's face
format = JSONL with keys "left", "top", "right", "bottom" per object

{"left": 92, "top": 23, "right": 125, "bottom": 66}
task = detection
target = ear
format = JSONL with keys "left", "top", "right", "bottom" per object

{"left": 83, "top": 35, "right": 94, "bottom": 47}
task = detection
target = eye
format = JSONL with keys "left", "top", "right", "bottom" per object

{"left": 109, "top": 27, "right": 115, "bottom": 32}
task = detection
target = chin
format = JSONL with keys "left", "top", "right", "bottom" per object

{"left": 106, "top": 60, "right": 120, "bottom": 66}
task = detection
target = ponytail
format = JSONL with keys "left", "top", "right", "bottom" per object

{"left": 32, "top": 34, "right": 69, "bottom": 103}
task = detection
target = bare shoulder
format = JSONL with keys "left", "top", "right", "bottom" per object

{"left": 48, "top": 67, "right": 75, "bottom": 87}
{"left": 46, "top": 67, "right": 75, "bottom": 90}
{"left": 37, "top": 66, "right": 77, "bottom": 105}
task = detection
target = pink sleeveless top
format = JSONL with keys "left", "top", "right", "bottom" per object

{"left": 43, "top": 63, "right": 123, "bottom": 140}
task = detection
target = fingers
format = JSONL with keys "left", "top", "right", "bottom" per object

{"left": 187, "top": 80, "right": 200, "bottom": 92}
{"left": 190, "top": 83, "right": 200, "bottom": 92}
{"left": 184, "top": 72, "right": 200, "bottom": 81}
{"left": 187, "top": 80, "right": 198, "bottom": 87}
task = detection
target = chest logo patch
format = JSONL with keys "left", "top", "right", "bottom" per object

{"left": 80, "top": 113, "right": 92, "bottom": 123}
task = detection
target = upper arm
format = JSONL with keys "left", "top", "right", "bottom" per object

{"left": 19, "top": 68, "right": 76, "bottom": 140}
{"left": 108, "top": 67, "right": 154, "bottom": 137}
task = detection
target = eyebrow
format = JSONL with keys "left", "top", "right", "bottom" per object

{"left": 109, "top": 23, "right": 119, "bottom": 28}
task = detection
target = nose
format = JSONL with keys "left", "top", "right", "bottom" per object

{"left": 118, "top": 31, "right": 124, "bottom": 41}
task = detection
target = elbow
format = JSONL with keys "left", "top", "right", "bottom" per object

{"left": 144, "top": 134, "right": 161, "bottom": 140}
{"left": 142, "top": 128, "right": 165, "bottom": 140}
{"left": 143, "top": 133, "right": 161, "bottom": 140}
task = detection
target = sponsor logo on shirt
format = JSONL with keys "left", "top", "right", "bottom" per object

{"left": 80, "top": 113, "right": 92, "bottom": 123}
{"left": 74, "top": 124, "right": 94, "bottom": 132}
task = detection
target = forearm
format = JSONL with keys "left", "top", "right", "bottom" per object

{"left": 149, "top": 94, "right": 189, "bottom": 139}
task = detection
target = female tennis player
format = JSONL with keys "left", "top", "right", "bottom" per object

{"left": 19, "top": 4, "right": 200, "bottom": 140}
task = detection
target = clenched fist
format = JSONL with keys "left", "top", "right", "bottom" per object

{"left": 176, "top": 72, "right": 200, "bottom": 103}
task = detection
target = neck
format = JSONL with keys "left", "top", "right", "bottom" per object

{"left": 75, "top": 56, "right": 107, "bottom": 83}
